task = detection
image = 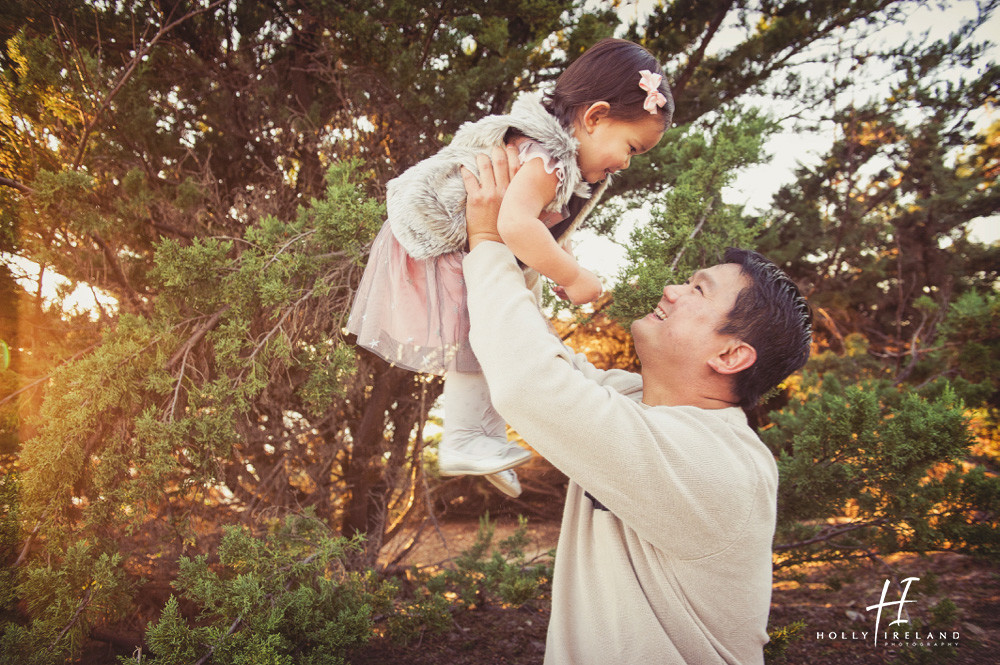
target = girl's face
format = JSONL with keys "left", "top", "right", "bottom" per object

{"left": 574, "top": 105, "right": 665, "bottom": 184}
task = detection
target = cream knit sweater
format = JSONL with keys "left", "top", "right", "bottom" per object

{"left": 464, "top": 242, "right": 778, "bottom": 665}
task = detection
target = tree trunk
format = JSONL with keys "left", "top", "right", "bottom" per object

{"left": 341, "top": 361, "right": 412, "bottom": 566}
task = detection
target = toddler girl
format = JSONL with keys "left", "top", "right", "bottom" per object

{"left": 346, "top": 38, "right": 673, "bottom": 497}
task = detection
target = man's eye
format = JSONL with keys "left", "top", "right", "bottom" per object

{"left": 685, "top": 280, "right": 703, "bottom": 294}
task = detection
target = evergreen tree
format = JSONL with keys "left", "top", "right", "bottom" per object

{"left": 756, "top": 6, "right": 1000, "bottom": 363}
{"left": 746, "top": 4, "right": 1000, "bottom": 568}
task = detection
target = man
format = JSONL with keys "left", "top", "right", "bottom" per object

{"left": 460, "top": 148, "right": 812, "bottom": 664}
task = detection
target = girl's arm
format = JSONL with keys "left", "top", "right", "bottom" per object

{"left": 497, "top": 159, "right": 602, "bottom": 304}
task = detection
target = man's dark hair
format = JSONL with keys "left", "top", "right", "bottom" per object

{"left": 718, "top": 248, "right": 812, "bottom": 409}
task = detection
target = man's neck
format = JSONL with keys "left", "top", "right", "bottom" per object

{"left": 640, "top": 372, "right": 739, "bottom": 409}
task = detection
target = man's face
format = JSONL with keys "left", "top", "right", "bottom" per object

{"left": 631, "top": 263, "right": 749, "bottom": 372}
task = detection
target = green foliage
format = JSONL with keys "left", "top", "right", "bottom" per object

{"left": 123, "top": 513, "right": 552, "bottom": 661}
{"left": 444, "top": 514, "right": 552, "bottom": 607}
{"left": 929, "top": 597, "right": 959, "bottom": 626}
{"left": 2, "top": 160, "right": 389, "bottom": 659}
{"left": 387, "top": 515, "right": 553, "bottom": 645}
{"left": 764, "top": 620, "right": 806, "bottom": 664}
{"left": 17, "top": 158, "right": 379, "bottom": 544}
{"left": 383, "top": 590, "right": 453, "bottom": 647}
{"left": 438, "top": 515, "right": 552, "bottom": 606}
{"left": 0, "top": 541, "right": 134, "bottom": 665}
{"left": 128, "top": 514, "right": 395, "bottom": 665}
{"left": 928, "top": 290, "right": 1000, "bottom": 407}
{"left": 764, "top": 370, "right": 999, "bottom": 566}
{"left": 0, "top": 472, "right": 19, "bottom": 619}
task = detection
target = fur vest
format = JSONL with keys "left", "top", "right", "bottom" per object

{"left": 386, "top": 93, "right": 608, "bottom": 259}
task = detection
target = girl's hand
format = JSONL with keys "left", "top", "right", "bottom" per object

{"left": 462, "top": 145, "right": 521, "bottom": 249}
{"left": 561, "top": 268, "right": 603, "bottom": 305}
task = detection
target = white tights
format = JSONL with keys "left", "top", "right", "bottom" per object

{"left": 441, "top": 370, "right": 507, "bottom": 454}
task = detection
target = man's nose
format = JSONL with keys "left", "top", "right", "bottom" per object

{"left": 663, "top": 283, "right": 680, "bottom": 302}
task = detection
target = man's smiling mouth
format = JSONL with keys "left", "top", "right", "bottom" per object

{"left": 653, "top": 305, "right": 667, "bottom": 320}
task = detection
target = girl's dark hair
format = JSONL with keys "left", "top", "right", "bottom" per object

{"left": 718, "top": 248, "right": 813, "bottom": 409}
{"left": 544, "top": 38, "right": 674, "bottom": 129}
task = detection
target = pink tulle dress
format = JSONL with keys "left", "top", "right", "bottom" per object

{"left": 346, "top": 140, "right": 569, "bottom": 375}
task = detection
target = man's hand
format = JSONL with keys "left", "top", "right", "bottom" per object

{"left": 462, "top": 145, "right": 520, "bottom": 250}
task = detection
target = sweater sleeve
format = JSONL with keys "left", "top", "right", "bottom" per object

{"left": 465, "top": 242, "right": 761, "bottom": 558}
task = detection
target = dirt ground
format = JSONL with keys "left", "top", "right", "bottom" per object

{"left": 350, "top": 517, "right": 999, "bottom": 665}
{"left": 76, "top": 515, "right": 997, "bottom": 664}
{"left": 768, "top": 549, "right": 999, "bottom": 665}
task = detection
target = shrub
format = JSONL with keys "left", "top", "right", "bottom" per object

{"left": 126, "top": 513, "right": 396, "bottom": 665}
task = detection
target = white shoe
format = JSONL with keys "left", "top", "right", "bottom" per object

{"left": 485, "top": 469, "right": 522, "bottom": 498}
{"left": 438, "top": 439, "right": 532, "bottom": 476}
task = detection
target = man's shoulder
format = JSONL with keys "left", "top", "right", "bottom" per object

{"left": 572, "top": 357, "right": 644, "bottom": 397}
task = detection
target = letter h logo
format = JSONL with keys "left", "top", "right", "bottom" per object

{"left": 866, "top": 577, "right": 919, "bottom": 646}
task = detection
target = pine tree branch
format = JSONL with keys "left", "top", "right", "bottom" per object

{"left": 168, "top": 345, "right": 190, "bottom": 421}
{"left": 194, "top": 615, "right": 242, "bottom": 665}
{"left": 671, "top": 1, "right": 733, "bottom": 102}
{"left": 382, "top": 385, "right": 432, "bottom": 555}
{"left": 669, "top": 196, "right": 714, "bottom": 271}
{"left": 0, "top": 307, "right": 223, "bottom": 410}
{"left": 192, "top": 549, "right": 323, "bottom": 665}
{"left": 0, "top": 343, "right": 100, "bottom": 407}
{"left": 89, "top": 231, "right": 144, "bottom": 311}
{"left": 48, "top": 583, "right": 95, "bottom": 653}
{"left": 89, "top": 285, "right": 112, "bottom": 323}
{"left": 167, "top": 305, "right": 232, "bottom": 368}
{"left": 14, "top": 513, "right": 46, "bottom": 567}
{"left": 261, "top": 230, "right": 316, "bottom": 272}
{"left": 0, "top": 176, "right": 32, "bottom": 194}
{"left": 71, "top": 0, "right": 225, "bottom": 169}
{"left": 234, "top": 286, "right": 319, "bottom": 383}
{"left": 814, "top": 307, "right": 846, "bottom": 349}
{"left": 774, "top": 518, "right": 889, "bottom": 551}
{"left": 9, "top": 312, "right": 230, "bottom": 563}
{"left": 893, "top": 314, "right": 927, "bottom": 385}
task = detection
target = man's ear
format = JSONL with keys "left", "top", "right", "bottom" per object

{"left": 707, "top": 341, "right": 756, "bottom": 375}
{"left": 581, "top": 101, "right": 610, "bottom": 133}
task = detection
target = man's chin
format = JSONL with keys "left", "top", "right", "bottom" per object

{"left": 630, "top": 316, "right": 651, "bottom": 341}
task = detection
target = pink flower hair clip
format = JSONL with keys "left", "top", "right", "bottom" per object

{"left": 638, "top": 70, "right": 667, "bottom": 114}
